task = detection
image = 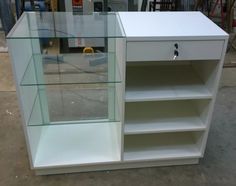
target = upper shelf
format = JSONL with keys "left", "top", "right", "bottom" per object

{"left": 7, "top": 12, "right": 125, "bottom": 39}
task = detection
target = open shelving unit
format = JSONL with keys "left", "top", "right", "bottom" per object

{"left": 119, "top": 11, "right": 228, "bottom": 172}
{"left": 7, "top": 11, "right": 228, "bottom": 175}
{"left": 123, "top": 60, "right": 214, "bottom": 163}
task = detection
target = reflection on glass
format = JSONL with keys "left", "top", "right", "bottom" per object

{"left": 25, "top": 83, "right": 120, "bottom": 126}
{"left": 21, "top": 52, "right": 120, "bottom": 86}
{"left": 7, "top": 12, "right": 124, "bottom": 127}
{"left": 7, "top": 12, "right": 125, "bottom": 39}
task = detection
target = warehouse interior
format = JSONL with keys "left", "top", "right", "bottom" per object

{"left": 0, "top": 0, "right": 236, "bottom": 185}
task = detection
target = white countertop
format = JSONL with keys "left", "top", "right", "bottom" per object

{"left": 118, "top": 12, "right": 228, "bottom": 41}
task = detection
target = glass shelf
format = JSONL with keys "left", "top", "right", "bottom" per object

{"left": 21, "top": 53, "right": 121, "bottom": 86}
{"left": 7, "top": 12, "right": 125, "bottom": 39}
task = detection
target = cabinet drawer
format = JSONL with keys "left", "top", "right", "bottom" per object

{"left": 126, "top": 40, "right": 224, "bottom": 61}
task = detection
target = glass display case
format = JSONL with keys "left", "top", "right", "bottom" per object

{"left": 7, "top": 12, "right": 126, "bottom": 168}
{"left": 8, "top": 11, "right": 228, "bottom": 175}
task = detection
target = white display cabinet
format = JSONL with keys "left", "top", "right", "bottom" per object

{"left": 7, "top": 11, "right": 228, "bottom": 175}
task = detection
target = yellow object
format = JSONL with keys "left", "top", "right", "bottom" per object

{"left": 83, "top": 47, "right": 94, "bottom": 54}
{"left": 50, "top": 0, "right": 58, "bottom": 11}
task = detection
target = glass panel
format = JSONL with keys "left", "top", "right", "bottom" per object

{"left": 21, "top": 52, "right": 121, "bottom": 85}
{"left": 47, "top": 84, "right": 109, "bottom": 122}
{"left": 7, "top": 12, "right": 125, "bottom": 39}
{"left": 27, "top": 83, "right": 120, "bottom": 126}
{"left": 7, "top": 12, "right": 124, "bottom": 127}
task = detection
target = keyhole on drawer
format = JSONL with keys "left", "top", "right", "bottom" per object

{"left": 173, "top": 43, "right": 179, "bottom": 60}
{"left": 174, "top": 43, "right": 178, "bottom": 49}
{"left": 173, "top": 50, "right": 179, "bottom": 60}
{"left": 174, "top": 50, "right": 179, "bottom": 56}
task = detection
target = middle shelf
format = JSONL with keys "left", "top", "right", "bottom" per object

{"left": 124, "top": 99, "right": 210, "bottom": 134}
{"left": 125, "top": 61, "right": 218, "bottom": 102}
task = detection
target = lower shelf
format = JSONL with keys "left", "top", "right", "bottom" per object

{"left": 30, "top": 123, "right": 121, "bottom": 168}
{"left": 124, "top": 132, "right": 203, "bottom": 161}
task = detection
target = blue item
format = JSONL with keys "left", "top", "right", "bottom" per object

{"left": 24, "top": 1, "right": 47, "bottom": 11}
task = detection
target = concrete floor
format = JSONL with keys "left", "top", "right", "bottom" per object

{"left": 0, "top": 31, "right": 8, "bottom": 52}
{"left": 0, "top": 50, "right": 236, "bottom": 185}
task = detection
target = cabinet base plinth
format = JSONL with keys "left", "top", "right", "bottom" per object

{"left": 35, "top": 158, "right": 199, "bottom": 175}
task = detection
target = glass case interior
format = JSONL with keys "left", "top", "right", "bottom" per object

{"left": 7, "top": 12, "right": 125, "bottom": 166}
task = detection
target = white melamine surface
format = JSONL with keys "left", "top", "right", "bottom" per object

{"left": 125, "top": 64, "right": 212, "bottom": 102}
{"left": 124, "top": 132, "right": 202, "bottom": 161}
{"left": 34, "top": 123, "right": 121, "bottom": 168}
{"left": 118, "top": 12, "right": 228, "bottom": 41}
{"left": 125, "top": 101, "right": 207, "bottom": 134}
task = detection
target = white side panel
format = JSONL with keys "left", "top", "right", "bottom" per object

{"left": 192, "top": 60, "right": 219, "bottom": 93}
{"left": 107, "top": 18, "right": 116, "bottom": 152}
{"left": 199, "top": 39, "right": 229, "bottom": 155}
{"left": 115, "top": 38, "right": 126, "bottom": 160}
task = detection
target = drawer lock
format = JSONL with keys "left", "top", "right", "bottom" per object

{"left": 173, "top": 43, "right": 179, "bottom": 60}
{"left": 173, "top": 50, "right": 179, "bottom": 60}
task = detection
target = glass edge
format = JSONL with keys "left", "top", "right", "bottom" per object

{"left": 20, "top": 81, "right": 122, "bottom": 86}
{"left": 27, "top": 120, "right": 121, "bottom": 127}
{"left": 116, "top": 13, "right": 126, "bottom": 37}
{"left": 6, "top": 12, "right": 27, "bottom": 39}
{"left": 20, "top": 55, "right": 34, "bottom": 86}
{"left": 7, "top": 36, "right": 126, "bottom": 39}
